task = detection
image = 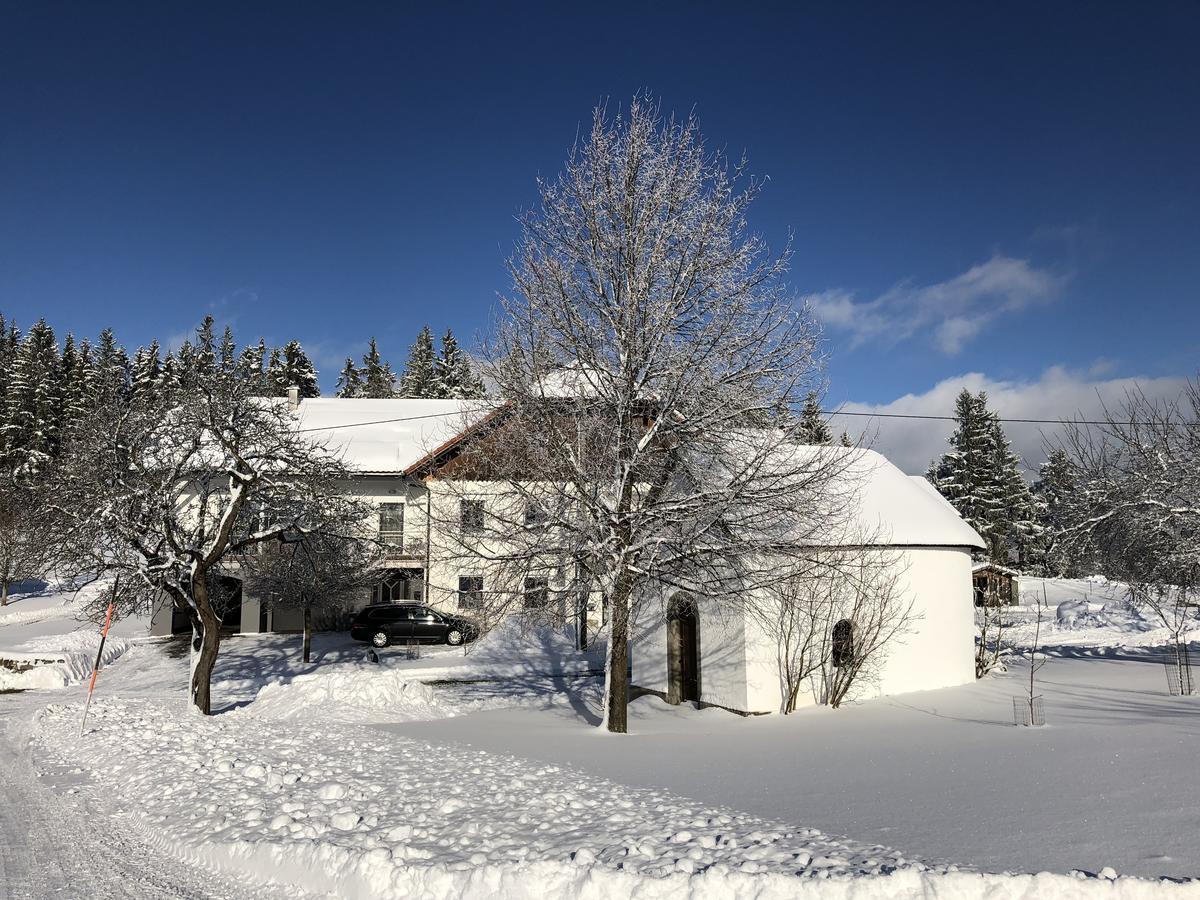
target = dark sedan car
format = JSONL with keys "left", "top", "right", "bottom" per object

{"left": 350, "top": 603, "right": 479, "bottom": 648}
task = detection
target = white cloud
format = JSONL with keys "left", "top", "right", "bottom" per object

{"left": 834, "top": 367, "right": 1190, "bottom": 476}
{"left": 807, "top": 256, "right": 1064, "bottom": 355}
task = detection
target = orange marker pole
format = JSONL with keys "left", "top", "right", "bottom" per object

{"left": 79, "top": 577, "right": 119, "bottom": 738}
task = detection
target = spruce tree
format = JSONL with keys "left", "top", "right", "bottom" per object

{"left": 175, "top": 339, "right": 198, "bottom": 388}
{"left": 796, "top": 391, "right": 833, "bottom": 445}
{"left": 219, "top": 326, "right": 237, "bottom": 378}
{"left": 160, "top": 351, "right": 180, "bottom": 391}
{"left": 1031, "top": 449, "right": 1090, "bottom": 577}
{"left": 839, "top": 431, "right": 853, "bottom": 448}
{"left": 4, "top": 320, "right": 61, "bottom": 474}
{"left": 194, "top": 315, "right": 217, "bottom": 377}
{"left": 986, "top": 416, "right": 1040, "bottom": 566}
{"left": 282, "top": 341, "right": 320, "bottom": 398}
{"left": 57, "top": 335, "right": 89, "bottom": 436}
{"left": 266, "top": 342, "right": 320, "bottom": 398}
{"left": 237, "top": 339, "right": 268, "bottom": 394}
{"left": 360, "top": 338, "right": 397, "bottom": 399}
{"left": 92, "top": 328, "right": 130, "bottom": 407}
{"left": 435, "top": 328, "right": 485, "bottom": 399}
{"left": 335, "top": 357, "right": 363, "bottom": 398}
{"left": 928, "top": 389, "right": 1001, "bottom": 556}
{"left": 399, "top": 326, "right": 437, "bottom": 398}
{"left": 131, "top": 341, "right": 164, "bottom": 398}
{"left": 264, "top": 347, "right": 283, "bottom": 396}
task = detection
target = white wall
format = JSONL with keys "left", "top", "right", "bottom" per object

{"left": 870, "top": 546, "right": 977, "bottom": 696}
{"left": 635, "top": 546, "right": 978, "bottom": 715}
{"left": 631, "top": 589, "right": 751, "bottom": 713}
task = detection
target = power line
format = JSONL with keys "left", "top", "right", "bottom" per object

{"left": 295, "top": 405, "right": 1145, "bottom": 433}
{"left": 823, "top": 409, "right": 1137, "bottom": 427}
{"left": 295, "top": 410, "right": 468, "bottom": 433}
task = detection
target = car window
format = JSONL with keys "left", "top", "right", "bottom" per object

{"left": 372, "top": 607, "right": 404, "bottom": 622}
{"left": 415, "top": 607, "right": 440, "bottom": 621}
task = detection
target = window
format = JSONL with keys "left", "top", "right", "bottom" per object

{"left": 371, "top": 607, "right": 405, "bottom": 622}
{"left": 831, "top": 619, "right": 854, "bottom": 669}
{"left": 379, "top": 503, "right": 404, "bottom": 537}
{"left": 460, "top": 499, "right": 485, "bottom": 533}
{"left": 458, "top": 575, "right": 484, "bottom": 609}
{"left": 524, "top": 500, "right": 547, "bottom": 528}
{"left": 524, "top": 576, "right": 550, "bottom": 610}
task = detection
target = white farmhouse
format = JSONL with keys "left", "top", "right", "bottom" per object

{"left": 149, "top": 398, "right": 986, "bottom": 720}
{"left": 150, "top": 397, "right": 487, "bottom": 636}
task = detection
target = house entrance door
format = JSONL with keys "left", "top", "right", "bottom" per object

{"left": 667, "top": 596, "right": 700, "bottom": 704}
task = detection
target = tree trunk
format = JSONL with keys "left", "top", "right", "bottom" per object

{"left": 1, "top": 580, "right": 7, "bottom": 606}
{"left": 603, "top": 572, "right": 633, "bottom": 733}
{"left": 576, "top": 586, "right": 588, "bottom": 651}
{"left": 189, "top": 577, "right": 222, "bottom": 716}
{"left": 303, "top": 604, "right": 312, "bottom": 664}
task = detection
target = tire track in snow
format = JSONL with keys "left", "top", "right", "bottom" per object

{"left": 0, "top": 695, "right": 319, "bottom": 900}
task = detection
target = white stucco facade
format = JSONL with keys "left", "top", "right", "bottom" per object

{"left": 631, "top": 452, "right": 985, "bottom": 715}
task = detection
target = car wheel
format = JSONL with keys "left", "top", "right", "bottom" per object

{"left": 371, "top": 630, "right": 390, "bottom": 648}
{"left": 446, "top": 628, "right": 464, "bottom": 646}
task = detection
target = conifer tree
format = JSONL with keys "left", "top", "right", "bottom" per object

{"left": 266, "top": 342, "right": 320, "bottom": 398}
{"left": 131, "top": 341, "right": 163, "bottom": 398}
{"left": 986, "top": 417, "right": 1040, "bottom": 565}
{"left": 236, "top": 339, "right": 267, "bottom": 394}
{"left": 434, "top": 328, "right": 485, "bottom": 399}
{"left": 796, "top": 391, "right": 833, "bottom": 445}
{"left": 175, "top": 339, "right": 198, "bottom": 387}
{"left": 1030, "top": 449, "right": 1091, "bottom": 577}
{"left": 57, "top": 334, "right": 89, "bottom": 436}
{"left": 4, "top": 320, "right": 61, "bottom": 474}
{"left": 928, "top": 389, "right": 1000, "bottom": 556}
{"left": 283, "top": 341, "right": 320, "bottom": 398}
{"left": 194, "top": 315, "right": 217, "bottom": 378}
{"left": 335, "top": 357, "right": 363, "bottom": 398}
{"left": 219, "top": 326, "right": 237, "bottom": 378}
{"left": 360, "top": 338, "right": 397, "bottom": 399}
{"left": 160, "top": 351, "right": 180, "bottom": 391}
{"left": 92, "top": 328, "right": 130, "bottom": 407}
{"left": 839, "top": 431, "right": 853, "bottom": 448}
{"left": 399, "top": 326, "right": 437, "bottom": 398}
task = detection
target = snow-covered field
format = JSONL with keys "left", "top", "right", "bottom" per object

{"left": 4, "top": 577, "right": 1200, "bottom": 898}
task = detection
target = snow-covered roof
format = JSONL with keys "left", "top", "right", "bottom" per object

{"left": 828, "top": 450, "right": 985, "bottom": 549}
{"left": 972, "top": 561, "right": 1020, "bottom": 576}
{"left": 294, "top": 399, "right": 497, "bottom": 474}
{"left": 708, "top": 439, "right": 986, "bottom": 550}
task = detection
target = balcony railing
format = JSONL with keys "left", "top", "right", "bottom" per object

{"left": 380, "top": 532, "right": 426, "bottom": 563}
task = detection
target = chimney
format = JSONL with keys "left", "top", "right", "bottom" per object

{"left": 286, "top": 385, "right": 300, "bottom": 410}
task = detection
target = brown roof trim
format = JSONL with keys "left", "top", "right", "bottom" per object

{"left": 402, "top": 402, "right": 513, "bottom": 478}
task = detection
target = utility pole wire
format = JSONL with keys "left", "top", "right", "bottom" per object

{"left": 292, "top": 407, "right": 1181, "bottom": 434}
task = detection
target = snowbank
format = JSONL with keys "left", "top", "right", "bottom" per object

{"left": 0, "top": 631, "right": 130, "bottom": 691}
{"left": 250, "top": 663, "right": 469, "bottom": 723}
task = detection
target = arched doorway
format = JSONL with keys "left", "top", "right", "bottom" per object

{"left": 666, "top": 594, "right": 700, "bottom": 705}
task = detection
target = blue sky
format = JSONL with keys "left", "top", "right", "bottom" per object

{"left": 1, "top": 3, "right": 1197, "bottom": 468}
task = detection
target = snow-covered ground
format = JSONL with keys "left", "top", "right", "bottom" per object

{"left": 4, "top": 578, "right": 1200, "bottom": 898}
{"left": 0, "top": 581, "right": 148, "bottom": 691}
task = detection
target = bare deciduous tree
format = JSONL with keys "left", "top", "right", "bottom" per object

{"left": 1057, "top": 380, "right": 1200, "bottom": 668}
{"left": 813, "top": 550, "right": 915, "bottom": 709}
{"left": 239, "top": 525, "right": 383, "bottom": 663}
{"left": 53, "top": 379, "right": 358, "bottom": 713}
{"left": 430, "top": 96, "right": 843, "bottom": 733}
